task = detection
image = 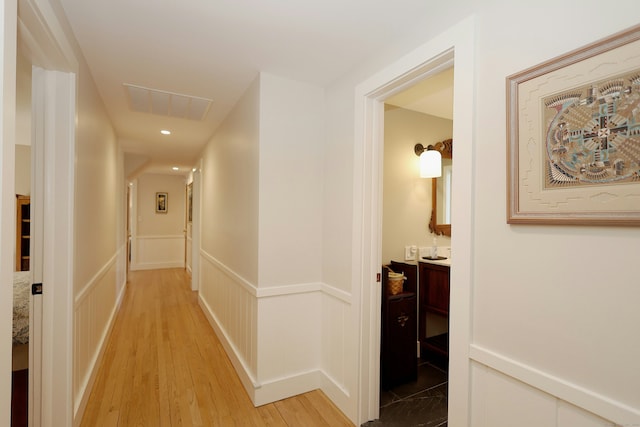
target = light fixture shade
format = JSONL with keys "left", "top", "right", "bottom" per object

{"left": 419, "top": 149, "right": 442, "bottom": 178}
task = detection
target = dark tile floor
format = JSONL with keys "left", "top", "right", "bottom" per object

{"left": 362, "top": 360, "right": 448, "bottom": 427}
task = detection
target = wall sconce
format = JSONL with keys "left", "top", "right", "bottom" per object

{"left": 414, "top": 143, "right": 442, "bottom": 178}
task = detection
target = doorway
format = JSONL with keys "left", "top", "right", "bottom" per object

{"left": 376, "top": 66, "right": 454, "bottom": 426}
{"left": 13, "top": 1, "right": 80, "bottom": 423}
{"left": 355, "top": 18, "right": 474, "bottom": 426}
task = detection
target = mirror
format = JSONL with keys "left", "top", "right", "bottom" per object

{"left": 429, "top": 139, "right": 452, "bottom": 236}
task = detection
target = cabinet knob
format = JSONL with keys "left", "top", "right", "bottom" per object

{"left": 397, "top": 314, "right": 409, "bottom": 327}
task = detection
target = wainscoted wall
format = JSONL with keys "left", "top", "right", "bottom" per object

{"left": 198, "top": 249, "right": 353, "bottom": 407}
{"left": 198, "top": 250, "right": 258, "bottom": 394}
{"left": 132, "top": 235, "right": 185, "bottom": 270}
{"left": 186, "top": 223, "right": 192, "bottom": 274}
{"left": 73, "top": 245, "right": 127, "bottom": 423}
{"left": 470, "top": 345, "right": 637, "bottom": 426}
{"left": 319, "top": 286, "right": 354, "bottom": 418}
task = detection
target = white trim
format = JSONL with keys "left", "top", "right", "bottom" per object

{"left": 320, "top": 283, "right": 352, "bottom": 305}
{"left": 200, "top": 291, "right": 353, "bottom": 409}
{"left": 200, "top": 249, "right": 258, "bottom": 296}
{"left": 470, "top": 344, "right": 640, "bottom": 425}
{"left": 17, "top": 0, "right": 79, "bottom": 72}
{"left": 130, "top": 261, "right": 185, "bottom": 271}
{"left": 74, "top": 251, "right": 119, "bottom": 305}
{"left": 0, "top": 0, "right": 17, "bottom": 422}
{"left": 190, "top": 165, "right": 201, "bottom": 291}
{"left": 30, "top": 66, "right": 77, "bottom": 427}
{"left": 254, "top": 370, "right": 321, "bottom": 407}
{"left": 73, "top": 245, "right": 128, "bottom": 426}
{"left": 200, "top": 248, "right": 352, "bottom": 302}
{"left": 136, "top": 234, "right": 185, "bottom": 240}
{"left": 198, "top": 294, "right": 261, "bottom": 390}
{"left": 353, "top": 16, "right": 476, "bottom": 425}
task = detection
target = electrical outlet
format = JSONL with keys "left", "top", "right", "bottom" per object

{"left": 404, "top": 245, "right": 417, "bottom": 261}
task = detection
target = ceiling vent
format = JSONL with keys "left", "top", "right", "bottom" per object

{"left": 123, "top": 83, "right": 212, "bottom": 121}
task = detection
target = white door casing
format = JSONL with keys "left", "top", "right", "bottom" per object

{"left": 19, "top": 0, "right": 79, "bottom": 424}
{"left": 354, "top": 17, "right": 475, "bottom": 425}
{"left": 31, "top": 65, "right": 76, "bottom": 427}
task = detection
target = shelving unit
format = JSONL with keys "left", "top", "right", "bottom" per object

{"left": 16, "top": 195, "right": 30, "bottom": 271}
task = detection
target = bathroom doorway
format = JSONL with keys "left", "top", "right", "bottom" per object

{"left": 375, "top": 66, "right": 453, "bottom": 426}
{"left": 355, "top": 19, "right": 475, "bottom": 426}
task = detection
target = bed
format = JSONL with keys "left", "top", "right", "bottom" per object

{"left": 13, "top": 271, "right": 30, "bottom": 345}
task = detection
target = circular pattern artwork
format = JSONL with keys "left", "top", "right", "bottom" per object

{"left": 544, "top": 72, "right": 640, "bottom": 188}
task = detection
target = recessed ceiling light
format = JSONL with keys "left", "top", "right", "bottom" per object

{"left": 172, "top": 167, "right": 179, "bottom": 171}
{"left": 161, "top": 129, "right": 171, "bottom": 135}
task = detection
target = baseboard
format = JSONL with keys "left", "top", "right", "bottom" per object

{"left": 130, "top": 261, "right": 184, "bottom": 271}
{"left": 320, "top": 370, "right": 354, "bottom": 422}
{"left": 254, "top": 370, "right": 321, "bottom": 407}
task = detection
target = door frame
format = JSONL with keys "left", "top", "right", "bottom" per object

{"left": 0, "top": 0, "right": 18, "bottom": 423}
{"left": 31, "top": 66, "right": 76, "bottom": 427}
{"left": 18, "top": 0, "right": 79, "bottom": 425}
{"left": 190, "top": 165, "right": 201, "bottom": 291}
{"left": 354, "top": 17, "right": 475, "bottom": 425}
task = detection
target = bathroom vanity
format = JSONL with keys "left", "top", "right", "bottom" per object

{"left": 418, "top": 258, "right": 450, "bottom": 365}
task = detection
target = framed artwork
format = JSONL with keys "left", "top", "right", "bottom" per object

{"left": 156, "top": 192, "right": 168, "bottom": 213}
{"left": 507, "top": 24, "right": 640, "bottom": 225}
{"left": 187, "top": 183, "right": 193, "bottom": 223}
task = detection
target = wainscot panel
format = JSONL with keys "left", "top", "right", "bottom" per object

{"left": 73, "top": 246, "right": 127, "bottom": 424}
{"left": 132, "top": 235, "right": 185, "bottom": 270}
{"left": 198, "top": 249, "right": 354, "bottom": 412}
{"left": 470, "top": 346, "right": 632, "bottom": 426}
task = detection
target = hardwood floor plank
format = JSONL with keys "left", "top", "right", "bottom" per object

{"left": 80, "top": 268, "right": 353, "bottom": 427}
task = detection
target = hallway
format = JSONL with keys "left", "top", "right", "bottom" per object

{"left": 80, "top": 268, "right": 353, "bottom": 426}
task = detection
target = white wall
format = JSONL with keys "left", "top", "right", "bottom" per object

{"left": 15, "top": 49, "right": 31, "bottom": 196}
{"left": 131, "top": 173, "right": 186, "bottom": 270}
{"left": 468, "top": 3, "right": 640, "bottom": 425}
{"left": 320, "top": 1, "right": 640, "bottom": 425}
{"left": 14, "top": 145, "right": 30, "bottom": 195}
{"left": 200, "top": 77, "right": 260, "bottom": 283}
{"left": 198, "top": 72, "right": 329, "bottom": 406}
{"left": 257, "top": 73, "right": 324, "bottom": 287}
{"left": 73, "top": 51, "right": 127, "bottom": 423}
{"left": 198, "top": 74, "right": 261, "bottom": 390}
{"left": 382, "top": 106, "right": 452, "bottom": 264}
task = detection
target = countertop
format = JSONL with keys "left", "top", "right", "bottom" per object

{"left": 419, "top": 256, "right": 451, "bottom": 267}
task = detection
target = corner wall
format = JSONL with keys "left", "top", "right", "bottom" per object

{"left": 197, "top": 72, "right": 331, "bottom": 406}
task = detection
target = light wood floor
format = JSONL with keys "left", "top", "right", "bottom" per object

{"left": 80, "top": 268, "right": 354, "bottom": 426}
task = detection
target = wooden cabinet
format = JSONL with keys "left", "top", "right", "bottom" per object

{"left": 380, "top": 262, "right": 417, "bottom": 389}
{"left": 16, "top": 195, "right": 30, "bottom": 271}
{"left": 419, "top": 261, "right": 450, "bottom": 364}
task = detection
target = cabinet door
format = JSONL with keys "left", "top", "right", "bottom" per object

{"left": 382, "top": 294, "right": 417, "bottom": 388}
{"left": 425, "top": 268, "right": 449, "bottom": 315}
{"left": 419, "top": 262, "right": 450, "bottom": 317}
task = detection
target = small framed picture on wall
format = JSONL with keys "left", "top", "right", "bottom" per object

{"left": 156, "top": 192, "right": 168, "bottom": 213}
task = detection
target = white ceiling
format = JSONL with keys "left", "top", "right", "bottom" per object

{"left": 55, "top": 0, "right": 455, "bottom": 176}
{"left": 386, "top": 67, "right": 454, "bottom": 120}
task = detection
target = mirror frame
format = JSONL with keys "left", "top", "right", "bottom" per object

{"left": 429, "top": 138, "right": 453, "bottom": 236}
